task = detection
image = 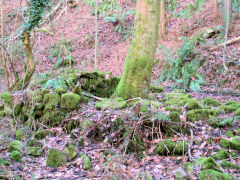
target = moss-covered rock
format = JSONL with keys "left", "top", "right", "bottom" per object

{"left": 203, "top": 98, "right": 221, "bottom": 106}
{"left": 0, "top": 158, "right": 10, "bottom": 165}
{"left": 26, "top": 138, "right": 43, "bottom": 147}
{"left": 223, "top": 105, "right": 239, "bottom": 113}
{"left": 235, "top": 109, "right": 240, "bottom": 116}
{"left": 165, "top": 107, "right": 182, "bottom": 114}
{"left": 10, "top": 151, "right": 21, "bottom": 162}
{"left": 0, "top": 111, "right": 5, "bottom": 117}
{"left": 186, "top": 101, "right": 201, "bottom": 111}
{"left": 26, "top": 146, "right": 43, "bottom": 157}
{"left": 150, "top": 85, "right": 164, "bottom": 93}
{"left": 56, "top": 88, "right": 67, "bottom": 96}
{"left": 168, "top": 112, "right": 181, "bottom": 122}
{"left": 213, "top": 149, "right": 229, "bottom": 160}
{"left": 230, "top": 136, "right": 240, "bottom": 152}
{"left": 73, "top": 84, "right": 81, "bottom": 96}
{"left": 199, "top": 169, "right": 236, "bottom": 180}
{"left": 46, "top": 148, "right": 66, "bottom": 167}
{"left": 200, "top": 157, "right": 221, "bottom": 172}
{"left": 221, "top": 160, "right": 239, "bottom": 169}
{"left": 61, "top": 93, "right": 81, "bottom": 110}
{"left": 0, "top": 92, "right": 13, "bottom": 108}
{"left": 80, "top": 154, "right": 92, "bottom": 170}
{"left": 43, "top": 93, "right": 60, "bottom": 110}
{"left": 219, "top": 139, "right": 230, "bottom": 148}
{"left": 164, "top": 92, "right": 193, "bottom": 107}
{"left": 34, "top": 129, "right": 49, "bottom": 140}
{"left": 62, "top": 145, "right": 77, "bottom": 161}
{"left": 187, "top": 109, "right": 218, "bottom": 122}
{"left": 15, "top": 129, "right": 24, "bottom": 141}
{"left": 8, "top": 140, "right": 23, "bottom": 152}
{"left": 96, "top": 98, "right": 126, "bottom": 110}
{"left": 156, "top": 139, "right": 187, "bottom": 156}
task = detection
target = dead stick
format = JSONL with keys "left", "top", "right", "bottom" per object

{"left": 210, "top": 36, "right": 240, "bottom": 51}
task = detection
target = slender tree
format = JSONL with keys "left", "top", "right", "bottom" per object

{"left": 160, "top": 0, "right": 167, "bottom": 39}
{"left": 213, "top": 0, "right": 219, "bottom": 19}
{"left": 113, "top": 0, "right": 160, "bottom": 99}
{"left": 0, "top": 0, "right": 9, "bottom": 91}
{"left": 222, "top": 0, "right": 232, "bottom": 30}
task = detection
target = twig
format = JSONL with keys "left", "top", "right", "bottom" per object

{"left": 188, "top": 129, "right": 194, "bottom": 161}
{"left": 82, "top": 91, "right": 103, "bottom": 101}
{"left": 158, "top": 122, "right": 170, "bottom": 153}
{"left": 209, "top": 36, "right": 240, "bottom": 51}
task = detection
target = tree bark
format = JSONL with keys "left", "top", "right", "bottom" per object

{"left": 222, "top": 0, "right": 232, "bottom": 30}
{"left": 213, "top": 0, "right": 219, "bottom": 19}
{"left": 0, "top": 0, "right": 9, "bottom": 91}
{"left": 113, "top": 0, "right": 160, "bottom": 99}
{"left": 160, "top": 0, "right": 167, "bottom": 39}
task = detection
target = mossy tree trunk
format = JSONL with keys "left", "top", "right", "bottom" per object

{"left": 113, "top": 0, "right": 160, "bottom": 99}
{"left": 160, "top": 0, "right": 167, "bottom": 39}
{"left": 0, "top": 0, "right": 9, "bottom": 91}
{"left": 22, "top": 32, "right": 35, "bottom": 88}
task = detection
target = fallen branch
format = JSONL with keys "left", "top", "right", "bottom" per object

{"left": 82, "top": 91, "right": 103, "bottom": 101}
{"left": 210, "top": 36, "right": 240, "bottom": 51}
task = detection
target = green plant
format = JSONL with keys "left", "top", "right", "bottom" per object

{"left": 166, "top": 0, "right": 178, "bottom": 12}
{"left": 85, "top": 0, "right": 121, "bottom": 17}
{"left": 233, "top": 0, "right": 240, "bottom": 12}
{"left": 49, "top": 35, "right": 75, "bottom": 70}
{"left": 157, "top": 37, "right": 205, "bottom": 92}
{"left": 104, "top": 7, "right": 135, "bottom": 39}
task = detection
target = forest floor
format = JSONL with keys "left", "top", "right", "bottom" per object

{"left": 0, "top": 0, "right": 240, "bottom": 179}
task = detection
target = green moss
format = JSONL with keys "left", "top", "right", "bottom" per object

{"left": 213, "top": 149, "right": 229, "bottom": 160}
{"left": 230, "top": 136, "right": 240, "bottom": 152}
{"left": 223, "top": 105, "right": 239, "bottom": 113}
{"left": 168, "top": 112, "right": 181, "bottom": 122}
{"left": 200, "top": 157, "right": 221, "bottom": 172}
{"left": 156, "top": 139, "right": 187, "bottom": 155}
{"left": 43, "top": 93, "right": 60, "bottom": 110}
{"left": 219, "top": 139, "right": 230, "bottom": 148}
{"left": 203, "top": 98, "right": 221, "bottom": 106}
{"left": 165, "top": 107, "right": 182, "bottom": 114}
{"left": 41, "top": 109, "right": 65, "bottom": 127}
{"left": 95, "top": 98, "right": 126, "bottom": 110}
{"left": 26, "top": 146, "right": 43, "bottom": 157}
{"left": 15, "top": 129, "right": 24, "bottom": 141}
{"left": 186, "top": 101, "right": 201, "bottom": 110}
{"left": 8, "top": 140, "right": 23, "bottom": 152}
{"left": 14, "top": 103, "right": 23, "bottom": 116}
{"left": 46, "top": 148, "right": 66, "bottom": 167}
{"left": 26, "top": 138, "right": 43, "bottom": 147}
{"left": 34, "top": 129, "right": 48, "bottom": 140}
{"left": 56, "top": 88, "right": 66, "bottom": 95}
{"left": 10, "top": 151, "right": 21, "bottom": 162}
{"left": 164, "top": 92, "right": 194, "bottom": 107}
{"left": 220, "top": 160, "right": 239, "bottom": 169}
{"left": 199, "top": 169, "right": 236, "bottom": 180}
{"left": 232, "top": 152, "right": 237, "bottom": 158}
{"left": 150, "top": 85, "right": 164, "bottom": 93}
{"left": 187, "top": 109, "right": 218, "bottom": 122}
{"left": 62, "top": 145, "right": 77, "bottom": 161}
{"left": 43, "top": 77, "right": 68, "bottom": 90}
{"left": 235, "top": 109, "right": 240, "bottom": 116}
{"left": 226, "top": 131, "right": 234, "bottom": 138}
{"left": 68, "top": 73, "right": 78, "bottom": 88}
{"left": 80, "top": 154, "right": 92, "bottom": 170}
{"left": 140, "top": 105, "right": 148, "bottom": 112}
{"left": 225, "top": 100, "right": 240, "bottom": 106}
{"left": 184, "top": 162, "right": 195, "bottom": 173}
{"left": 61, "top": 93, "right": 81, "bottom": 110}
{"left": 0, "top": 111, "right": 5, "bottom": 117}
{"left": 0, "top": 158, "right": 10, "bottom": 165}
{"left": 0, "top": 92, "right": 13, "bottom": 108}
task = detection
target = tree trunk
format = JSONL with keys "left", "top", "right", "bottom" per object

{"left": 0, "top": 0, "right": 9, "bottom": 91}
{"left": 113, "top": 0, "right": 160, "bottom": 99}
{"left": 213, "top": 0, "right": 219, "bottom": 19}
{"left": 222, "top": 0, "right": 232, "bottom": 30}
{"left": 160, "top": 0, "right": 167, "bottom": 39}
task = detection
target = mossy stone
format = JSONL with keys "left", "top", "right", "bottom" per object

{"left": 0, "top": 92, "right": 13, "bottom": 108}
{"left": 15, "top": 129, "right": 24, "bottom": 141}
{"left": 80, "top": 154, "right": 92, "bottom": 170}
{"left": 200, "top": 157, "right": 221, "bottom": 172}
{"left": 150, "top": 85, "right": 164, "bottom": 93}
{"left": 26, "top": 146, "right": 43, "bottom": 157}
{"left": 46, "top": 148, "right": 66, "bottom": 167}
{"left": 62, "top": 145, "right": 77, "bottom": 161}
{"left": 156, "top": 139, "right": 187, "bottom": 155}
{"left": 234, "top": 108, "right": 240, "bottom": 116}
{"left": 8, "top": 140, "right": 23, "bottom": 152}
{"left": 186, "top": 101, "right": 201, "bottom": 110}
{"left": 203, "top": 98, "right": 221, "bottom": 106}
{"left": 34, "top": 129, "right": 48, "bottom": 140}
{"left": 96, "top": 98, "right": 126, "bottom": 110}
{"left": 220, "top": 160, "right": 239, "bottom": 169}
{"left": 223, "top": 105, "right": 239, "bottom": 113}
{"left": 164, "top": 92, "right": 194, "bottom": 107}
{"left": 26, "top": 138, "right": 43, "bottom": 147}
{"left": 187, "top": 109, "right": 218, "bottom": 122}
{"left": 43, "top": 93, "right": 60, "bottom": 110}
{"left": 219, "top": 139, "right": 230, "bottom": 148}
{"left": 0, "top": 158, "right": 10, "bottom": 165}
{"left": 10, "top": 151, "right": 21, "bottom": 162}
{"left": 168, "top": 112, "right": 181, "bottom": 122}
{"left": 213, "top": 149, "right": 229, "bottom": 160}
{"left": 199, "top": 169, "right": 236, "bottom": 180}
{"left": 61, "top": 93, "right": 81, "bottom": 110}
{"left": 230, "top": 136, "right": 240, "bottom": 152}
{"left": 56, "top": 88, "right": 67, "bottom": 96}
